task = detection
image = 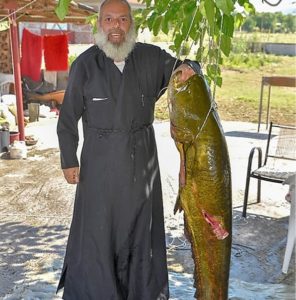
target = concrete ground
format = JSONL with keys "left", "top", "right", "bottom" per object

{"left": 0, "top": 117, "right": 294, "bottom": 299}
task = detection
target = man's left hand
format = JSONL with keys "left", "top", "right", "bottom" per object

{"left": 174, "top": 64, "right": 195, "bottom": 83}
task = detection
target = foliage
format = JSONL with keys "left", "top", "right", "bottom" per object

{"left": 68, "top": 54, "right": 78, "bottom": 66}
{"left": 241, "top": 12, "right": 296, "bottom": 33}
{"left": 135, "top": 0, "right": 256, "bottom": 87}
{"left": 85, "top": 14, "right": 99, "bottom": 34}
{"left": 0, "top": 21, "right": 9, "bottom": 32}
{"left": 55, "top": 0, "right": 71, "bottom": 21}
{"left": 223, "top": 52, "right": 281, "bottom": 69}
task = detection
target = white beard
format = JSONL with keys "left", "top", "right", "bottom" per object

{"left": 94, "top": 25, "right": 137, "bottom": 62}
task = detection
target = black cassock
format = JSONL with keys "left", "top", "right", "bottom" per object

{"left": 57, "top": 43, "right": 181, "bottom": 300}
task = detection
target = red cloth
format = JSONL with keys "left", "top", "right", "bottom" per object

{"left": 44, "top": 34, "right": 69, "bottom": 71}
{"left": 20, "top": 28, "right": 43, "bottom": 81}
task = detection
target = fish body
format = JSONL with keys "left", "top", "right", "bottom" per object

{"left": 168, "top": 73, "right": 232, "bottom": 300}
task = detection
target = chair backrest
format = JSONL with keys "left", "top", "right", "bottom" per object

{"left": 264, "top": 122, "right": 296, "bottom": 171}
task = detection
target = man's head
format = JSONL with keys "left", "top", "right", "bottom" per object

{"left": 94, "top": 0, "right": 136, "bottom": 61}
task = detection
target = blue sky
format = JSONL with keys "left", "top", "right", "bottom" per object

{"left": 250, "top": 0, "right": 295, "bottom": 14}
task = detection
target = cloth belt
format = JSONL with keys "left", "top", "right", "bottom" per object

{"left": 87, "top": 124, "right": 153, "bottom": 182}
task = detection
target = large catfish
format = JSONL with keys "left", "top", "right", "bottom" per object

{"left": 167, "top": 71, "right": 232, "bottom": 299}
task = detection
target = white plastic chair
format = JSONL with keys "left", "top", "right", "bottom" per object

{"left": 282, "top": 174, "right": 296, "bottom": 274}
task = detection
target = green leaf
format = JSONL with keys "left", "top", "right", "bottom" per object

{"left": 55, "top": 0, "right": 71, "bottom": 20}
{"left": 174, "top": 33, "right": 183, "bottom": 50}
{"left": 162, "top": 14, "right": 169, "bottom": 34}
{"left": 183, "top": 0, "right": 197, "bottom": 15}
{"left": 207, "top": 63, "right": 221, "bottom": 77}
{"left": 153, "top": 15, "right": 163, "bottom": 36}
{"left": 220, "top": 34, "right": 231, "bottom": 56}
{"left": 143, "top": 0, "right": 152, "bottom": 7}
{"left": 214, "top": 76, "right": 222, "bottom": 87}
{"left": 215, "top": 0, "right": 234, "bottom": 16}
{"left": 222, "top": 14, "right": 234, "bottom": 37}
{"left": 234, "top": 13, "right": 245, "bottom": 29}
{"left": 195, "top": 46, "right": 205, "bottom": 61}
{"left": 181, "top": 11, "right": 193, "bottom": 37}
{"left": 204, "top": 74, "right": 212, "bottom": 85}
{"left": 243, "top": 2, "right": 256, "bottom": 14}
{"left": 189, "top": 10, "right": 203, "bottom": 40}
{"left": 147, "top": 12, "right": 157, "bottom": 31}
{"left": 204, "top": 0, "right": 215, "bottom": 34}
{"left": 206, "top": 64, "right": 214, "bottom": 77}
{"left": 158, "top": 0, "right": 171, "bottom": 12}
{"left": 85, "top": 14, "right": 98, "bottom": 34}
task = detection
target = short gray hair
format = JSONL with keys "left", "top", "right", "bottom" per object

{"left": 99, "top": 0, "right": 133, "bottom": 21}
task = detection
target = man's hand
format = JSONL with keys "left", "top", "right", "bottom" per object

{"left": 174, "top": 64, "right": 195, "bottom": 83}
{"left": 62, "top": 167, "right": 80, "bottom": 184}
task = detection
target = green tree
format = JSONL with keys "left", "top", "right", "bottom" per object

{"left": 241, "top": 16, "right": 256, "bottom": 31}
{"left": 55, "top": 0, "right": 256, "bottom": 86}
{"left": 241, "top": 12, "right": 296, "bottom": 33}
{"left": 283, "top": 14, "right": 296, "bottom": 33}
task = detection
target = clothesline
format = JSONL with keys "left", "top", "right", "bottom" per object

{"left": 0, "top": 0, "right": 37, "bottom": 23}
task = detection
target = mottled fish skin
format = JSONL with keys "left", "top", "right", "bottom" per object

{"left": 168, "top": 73, "right": 232, "bottom": 300}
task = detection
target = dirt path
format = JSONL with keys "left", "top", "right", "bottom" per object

{"left": 0, "top": 118, "right": 294, "bottom": 299}
{"left": 0, "top": 147, "right": 73, "bottom": 299}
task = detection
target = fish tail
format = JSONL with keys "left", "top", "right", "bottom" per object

{"left": 173, "top": 193, "right": 183, "bottom": 214}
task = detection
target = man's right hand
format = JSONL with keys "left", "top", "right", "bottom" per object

{"left": 62, "top": 167, "right": 80, "bottom": 184}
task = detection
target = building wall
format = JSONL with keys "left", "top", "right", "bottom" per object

{"left": 251, "top": 42, "right": 296, "bottom": 56}
{"left": 264, "top": 43, "right": 296, "bottom": 56}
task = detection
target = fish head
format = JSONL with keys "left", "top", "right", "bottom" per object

{"left": 168, "top": 72, "right": 213, "bottom": 143}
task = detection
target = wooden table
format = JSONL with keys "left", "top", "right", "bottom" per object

{"left": 257, "top": 76, "right": 296, "bottom": 132}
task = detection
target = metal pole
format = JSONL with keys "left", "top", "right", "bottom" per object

{"left": 257, "top": 78, "right": 264, "bottom": 132}
{"left": 9, "top": 10, "right": 25, "bottom": 141}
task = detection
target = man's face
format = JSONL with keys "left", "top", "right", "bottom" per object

{"left": 99, "top": 1, "right": 132, "bottom": 45}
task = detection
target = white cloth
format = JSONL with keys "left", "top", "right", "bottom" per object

{"left": 114, "top": 61, "right": 125, "bottom": 73}
{"left": 43, "top": 70, "right": 57, "bottom": 89}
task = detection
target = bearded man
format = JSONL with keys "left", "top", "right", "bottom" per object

{"left": 56, "top": 0, "right": 198, "bottom": 299}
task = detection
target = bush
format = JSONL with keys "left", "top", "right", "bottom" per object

{"left": 224, "top": 53, "right": 281, "bottom": 69}
{"left": 68, "top": 54, "right": 77, "bottom": 66}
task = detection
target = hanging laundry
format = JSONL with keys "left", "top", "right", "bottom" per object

{"left": 44, "top": 34, "right": 69, "bottom": 71}
{"left": 20, "top": 28, "right": 43, "bottom": 82}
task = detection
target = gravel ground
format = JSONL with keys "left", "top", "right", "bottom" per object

{"left": 0, "top": 117, "right": 294, "bottom": 299}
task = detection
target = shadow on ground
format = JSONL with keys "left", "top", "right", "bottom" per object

{"left": 0, "top": 220, "right": 67, "bottom": 298}
{"left": 166, "top": 209, "right": 295, "bottom": 299}
{"left": 224, "top": 131, "right": 274, "bottom": 140}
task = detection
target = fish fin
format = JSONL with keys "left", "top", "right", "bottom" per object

{"left": 175, "top": 142, "right": 186, "bottom": 188}
{"left": 173, "top": 193, "right": 183, "bottom": 214}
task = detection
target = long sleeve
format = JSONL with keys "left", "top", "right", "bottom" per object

{"left": 57, "top": 60, "right": 86, "bottom": 169}
{"left": 158, "top": 49, "right": 201, "bottom": 97}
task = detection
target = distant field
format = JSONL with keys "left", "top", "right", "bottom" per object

{"left": 155, "top": 55, "right": 296, "bottom": 126}
{"left": 234, "top": 32, "right": 296, "bottom": 44}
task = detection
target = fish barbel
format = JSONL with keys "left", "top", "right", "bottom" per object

{"left": 167, "top": 72, "right": 232, "bottom": 299}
